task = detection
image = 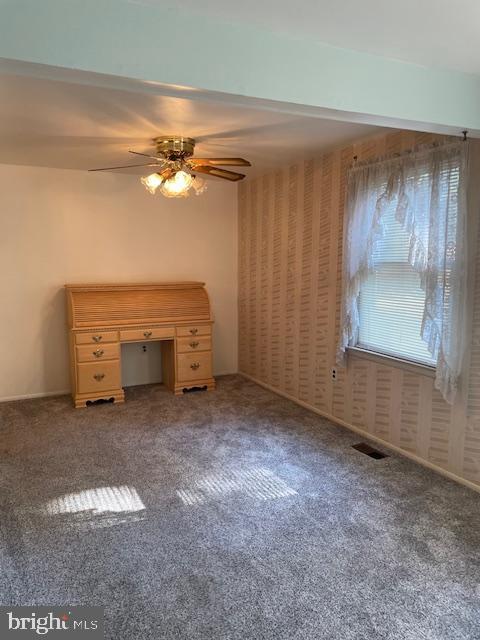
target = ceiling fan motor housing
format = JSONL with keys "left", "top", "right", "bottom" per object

{"left": 89, "top": 135, "right": 249, "bottom": 183}
{"left": 155, "top": 136, "right": 195, "bottom": 161}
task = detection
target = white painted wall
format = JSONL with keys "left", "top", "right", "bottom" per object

{"left": 0, "top": 165, "right": 238, "bottom": 400}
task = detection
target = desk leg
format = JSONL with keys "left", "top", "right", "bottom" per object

{"left": 161, "top": 340, "right": 176, "bottom": 392}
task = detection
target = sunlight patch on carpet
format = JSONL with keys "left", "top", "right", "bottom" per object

{"left": 42, "top": 485, "right": 145, "bottom": 516}
{"left": 176, "top": 467, "right": 297, "bottom": 506}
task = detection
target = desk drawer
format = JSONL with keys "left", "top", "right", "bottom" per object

{"left": 177, "top": 351, "right": 212, "bottom": 382}
{"left": 120, "top": 327, "right": 174, "bottom": 342}
{"left": 77, "top": 360, "right": 121, "bottom": 394}
{"left": 76, "top": 343, "right": 120, "bottom": 363}
{"left": 177, "top": 336, "right": 212, "bottom": 353}
{"left": 75, "top": 331, "right": 118, "bottom": 345}
{"left": 176, "top": 325, "right": 212, "bottom": 338}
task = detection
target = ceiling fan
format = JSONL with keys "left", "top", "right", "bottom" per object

{"left": 89, "top": 136, "right": 251, "bottom": 198}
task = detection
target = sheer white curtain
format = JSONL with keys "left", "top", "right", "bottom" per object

{"left": 338, "top": 141, "right": 468, "bottom": 404}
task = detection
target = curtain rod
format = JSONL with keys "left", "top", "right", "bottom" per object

{"left": 350, "top": 137, "right": 467, "bottom": 169}
{"left": 352, "top": 131, "right": 468, "bottom": 162}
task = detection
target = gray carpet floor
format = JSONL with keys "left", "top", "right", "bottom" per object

{"left": 1, "top": 374, "right": 479, "bottom": 640}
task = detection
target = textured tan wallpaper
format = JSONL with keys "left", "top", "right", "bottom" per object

{"left": 238, "top": 129, "right": 480, "bottom": 489}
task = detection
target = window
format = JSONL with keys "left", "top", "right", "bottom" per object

{"left": 357, "top": 199, "right": 436, "bottom": 366}
{"left": 338, "top": 141, "right": 468, "bottom": 403}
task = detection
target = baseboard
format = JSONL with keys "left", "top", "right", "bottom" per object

{"left": 239, "top": 371, "right": 480, "bottom": 495}
{"left": 0, "top": 373, "right": 237, "bottom": 404}
{"left": 0, "top": 389, "right": 70, "bottom": 403}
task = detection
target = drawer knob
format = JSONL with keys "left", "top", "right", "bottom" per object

{"left": 189, "top": 328, "right": 198, "bottom": 335}
{"left": 190, "top": 362, "right": 200, "bottom": 370}
{"left": 189, "top": 341, "right": 199, "bottom": 349}
{"left": 93, "top": 349, "right": 104, "bottom": 358}
{"left": 93, "top": 373, "right": 105, "bottom": 381}
{"left": 144, "top": 331, "right": 153, "bottom": 338}
{"left": 92, "top": 335, "right": 103, "bottom": 342}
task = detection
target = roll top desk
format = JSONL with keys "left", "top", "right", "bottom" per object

{"left": 65, "top": 282, "right": 215, "bottom": 408}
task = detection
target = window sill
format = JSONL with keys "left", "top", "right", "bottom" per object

{"left": 347, "top": 346, "right": 436, "bottom": 378}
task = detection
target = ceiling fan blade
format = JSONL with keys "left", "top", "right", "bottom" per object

{"left": 88, "top": 163, "right": 160, "bottom": 172}
{"left": 193, "top": 165, "right": 246, "bottom": 181}
{"left": 189, "top": 157, "right": 251, "bottom": 167}
{"left": 128, "top": 150, "right": 164, "bottom": 161}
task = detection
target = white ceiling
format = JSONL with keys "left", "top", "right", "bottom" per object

{"left": 0, "top": 73, "right": 380, "bottom": 175}
{"left": 139, "top": 0, "right": 480, "bottom": 75}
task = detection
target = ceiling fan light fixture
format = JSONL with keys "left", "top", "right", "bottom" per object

{"left": 191, "top": 175, "right": 207, "bottom": 196}
{"left": 92, "top": 136, "right": 250, "bottom": 197}
{"left": 141, "top": 172, "right": 163, "bottom": 194}
{"left": 160, "top": 170, "right": 194, "bottom": 198}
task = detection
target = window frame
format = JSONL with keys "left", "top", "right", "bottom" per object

{"left": 347, "top": 345, "right": 436, "bottom": 377}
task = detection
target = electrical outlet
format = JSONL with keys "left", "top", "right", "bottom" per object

{"left": 142, "top": 345, "right": 147, "bottom": 352}
{"left": 331, "top": 367, "right": 337, "bottom": 381}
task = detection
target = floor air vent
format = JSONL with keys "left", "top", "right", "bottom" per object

{"left": 352, "top": 442, "right": 388, "bottom": 459}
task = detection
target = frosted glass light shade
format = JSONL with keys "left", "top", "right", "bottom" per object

{"left": 141, "top": 173, "right": 163, "bottom": 194}
{"left": 191, "top": 176, "right": 207, "bottom": 195}
{"left": 160, "top": 170, "right": 194, "bottom": 198}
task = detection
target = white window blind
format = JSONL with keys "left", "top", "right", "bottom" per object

{"left": 357, "top": 200, "right": 436, "bottom": 366}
